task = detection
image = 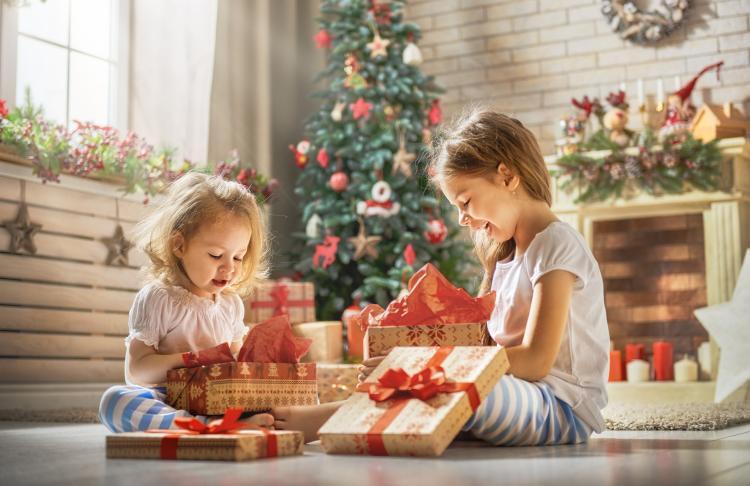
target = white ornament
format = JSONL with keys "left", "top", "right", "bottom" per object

{"left": 331, "top": 101, "right": 345, "bottom": 122}
{"left": 356, "top": 181, "right": 400, "bottom": 217}
{"left": 306, "top": 214, "right": 322, "bottom": 239}
{"left": 402, "top": 42, "right": 423, "bottom": 66}
{"left": 296, "top": 140, "right": 310, "bottom": 155}
{"left": 694, "top": 250, "right": 750, "bottom": 402}
{"left": 371, "top": 180, "right": 392, "bottom": 203}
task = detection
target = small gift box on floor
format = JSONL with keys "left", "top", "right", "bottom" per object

{"left": 319, "top": 345, "right": 509, "bottom": 457}
{"left": 167, "top": 315, "right": 318, "bottom": 415}
{"left": 317, "top": 363, "right": 359, "bottom": 403}
{"left": 292, "top": 321, "right": 343, "bottom": 363}
{"left": 354, "top": 264, "right": 496, "bottom": 359}
{"left": 244, "top": 280, "right": 316, "bottom": 324}
{"left": 106, "top": 409, "right": 303, "bottom": 461}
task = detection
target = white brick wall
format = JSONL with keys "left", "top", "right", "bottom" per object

{"left": 407, "top": 0, "right": 750, "bottom": 154}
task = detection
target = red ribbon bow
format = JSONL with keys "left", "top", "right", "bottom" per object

{"left": 270, "top": 283, "right": 290, "bottom": 316}
{"left": 147, "top": 408, "right": 278, "bottom": 459}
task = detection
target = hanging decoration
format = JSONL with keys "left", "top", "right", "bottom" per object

{"left": 366, "top": 26, "right": 390, "bottom": 59}
{"left": 600, "top": 0, "right": 690, "bottom": 44}
{"left": 369, "top": 0, "right": 392, "bottom": 25}
{"left": 391, "top": 131, "right": 416, "bottom": 177}
{"left": 350, "top": 98, "right": 373, "bottom": 120}
{"left": 2, "top": 189, "right": 42, "bottom": 255}
{"left": 314, "top": 29, "right": 333, "bottom": 49}
{"left": 402, "top": 36, "right": 423, "bottom": 66}
{"left": 356, "top": 180, "right": 401, "bottom": 218}
{"left": 306, "top": 214, "right": 323, "bottom": 239}
{"left": 344, "top": 54, "right": 367, "bottom": 90}
{"left": 428, "top": 99, "right": 442, "bottom": 126}
{"left": 348, "top": 218, "right": 382, "bottom": 260}
{"left": 424, "top": 218, "right": 448, "bottom": 244}
{"left": 289, "top": 140, "right": 310, "bottom": 168}
{"left": 317, "top": 148, "right": 330, "bottom": 168}
{"left": 329, "top": 171, "right": 349, "bottom": 193}
{"left": 403, "top": 243, "right": 416, "bottom": 266}
{"left": 312, "top": 235, "right": 340, "bottom": 270}
{"left": 331, "top": 101, "right": 346, "bottom": 122}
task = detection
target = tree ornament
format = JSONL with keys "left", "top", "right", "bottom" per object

{"left": 424, "top": 218, "right": 448, "bottom": 244}
{"left": 383, "top": 104, "right": 395, "bottom": 121}
{"left": 428, "top": 99, "right": 442, "bottom": 126}
{"left": 348, "top": 218, "right": 381, "bottom": 260}
{"left": 331, "top": 101, "right": 346, "bottom": 122}
{"left": 356, "top": 180, "right": 401, "bottom": 217}
{"left": 402, "top": 42, "right": 423, "bottom": 66}
{"left": 366, "top": 28, "right": 390, "bottom": 59}
{"left": 350, "top": 98, "right": 373, "bottom": 120}
{"left": 312, "top": 235, "right": 340, "bottom": 270}
{"left": 403, "top": 243, "right": 416, "bottom": 266}
{"left": 2, "top": 202, "right": 42, "bottom": 254}
{"left": 317, "top": 148, "right": 330, "bottom": 168}
{"left": 306, "top": 214, "right": 323, "bottom": 239}
{"left": 101, "top": 224, "right": 132, "bottom": 266}
{"left": 314, "top": 29, "right": 332, "bottom": 49}
{"left": 344, "top": 53, "right": 367, "bottom": 90}
{"left": 329, "top": 171, "right": 349, "bottom": 192}
{"left": 369, "top": 0, "right": 392, "bottom": 25}
{"left": 391, "top": 133, "right": 416, "bottom": 177}
{"left": 289, "top": 140, "right": 310, "bottom": 168}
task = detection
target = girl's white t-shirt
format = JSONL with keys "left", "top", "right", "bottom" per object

{"left": 124, "top": 282, "right": 248, "bottom": 385}
{"left": 488, "top": 221, "right": 610, "bottom": 432}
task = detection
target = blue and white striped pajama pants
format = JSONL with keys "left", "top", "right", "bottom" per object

{"left": 99, "top": 385, "right": 207, "bottom": 433}
{"left": 463, "top": 374, "right": 593, "bottom": 446}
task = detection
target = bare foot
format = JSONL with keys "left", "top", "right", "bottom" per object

{"left": 272, "top": 401, "right": 344, "bottom": 443}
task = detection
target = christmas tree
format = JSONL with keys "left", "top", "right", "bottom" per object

{"left": 291, "top": 0, "right": 473, "bottom": 320}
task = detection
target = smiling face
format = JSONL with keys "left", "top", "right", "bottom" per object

{"left": 440, "top": 164, "right": 522, "bottom": 244}
{"left": 173, "top": 212, "right": 250, "bottom": 299}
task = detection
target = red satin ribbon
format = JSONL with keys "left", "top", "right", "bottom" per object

{"left": 252, "top": 282, "right": 314, "bottom": 316}
{"left": 354, "top": 346, "right": 480, "bottom": 455}
{"left": 146, "top": 408, "right": 278, "bottom": 459}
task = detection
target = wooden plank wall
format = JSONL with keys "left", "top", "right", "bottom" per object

{"left": 0, "top": 175, "right": 151, "bottom": 383}
{"left": 594, "top": 214, "right": 709, "bottom": 359}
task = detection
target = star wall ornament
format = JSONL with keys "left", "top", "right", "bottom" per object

{"left": 2, "top": 203, "right": 42, "bottom": 254}
{"left": 100, "top": 224, "right": 132, "bottom": 266}
{"left": 348, "top": 219, "right": 381, "bottom": 260}
{"left": 366, "top": 31, "right": 390, "bottom": 59}
{"left": 694, "top": 250, "right": 750, "bottom": 403}
{"left": 391, "top": 135, "right": 416, "bottom": 177}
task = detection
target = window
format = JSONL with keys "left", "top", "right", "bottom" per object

{"left": 0, "top": 0, "right": 129, "bottom": 130}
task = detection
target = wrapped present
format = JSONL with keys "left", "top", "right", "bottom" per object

{"left": 317, "top": 363, "right": 359, "bottom": 403}
{"left": 353, "top": 263, "right": 496, "bottom": 359}
{"left": 167, "top": 315, "right": 317, "bottom": 415}
{"left": 319, "top": 346, "right": 509, "bottom": 456}
{"left": 106, "top": 409, "right": 303, "bottom": 461}
{"left": 244, "top": 280, "right": 316, "bottom": 324}
{"left": 292, "top": 321, "right": 343, "bottom": 363}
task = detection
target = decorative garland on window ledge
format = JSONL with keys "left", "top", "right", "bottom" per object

{"left": 554, "top": 132, "right": 722, "bottom": 204}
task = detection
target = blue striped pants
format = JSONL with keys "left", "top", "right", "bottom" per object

{"left": 99, "top": 385, "right": 207, "bottom": 433}
{"left": 463, "top": 375, "right": 592, "bottom": 446}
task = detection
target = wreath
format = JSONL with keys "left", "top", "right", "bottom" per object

{"left": 601, "top": 1, "right": 689, "bottom": 44}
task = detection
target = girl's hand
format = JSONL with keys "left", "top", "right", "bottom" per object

{"left": 357, "top": 356, "right": 385, "bottom": 384}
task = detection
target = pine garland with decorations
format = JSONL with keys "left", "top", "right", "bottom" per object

{"left": 292, "top": 0, "right": 473, "bottom": 319}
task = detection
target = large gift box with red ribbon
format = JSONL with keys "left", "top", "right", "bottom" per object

{"left": 318, "top": 346, "right": 509, "bottom": 456}
{"left": 244, "top": 280, "right": 316, "bottom": 325}
{"left": 106, "top": 409, "right": 304, "bottom": 461}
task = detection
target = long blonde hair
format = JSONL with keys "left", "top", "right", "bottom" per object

{"left": 133, "top": 172, "right": 269, "bottom": 296}
{"left": 430, "top": 108, "right": 551, "bottom": 295}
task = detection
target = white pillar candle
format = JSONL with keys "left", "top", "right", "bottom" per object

{"left": 637, "top": 78, "right": 644, "bottom": 107}
{"left": 626, "top": 359, "right": 650, "bottom": 383}
{"left": 697, "top": 341, "right": 712, "bottom": 380}
{"left": 619, "top": 82, "right": 627, "bottom": 93}
{"left": 674, "top": 355, "right": 698, "bottom": 383}
{"left": 673, "top": 75, "right": 681, "bottom": 90}
{"left": 657, "top": 79, "right": 664, "bottom": 105}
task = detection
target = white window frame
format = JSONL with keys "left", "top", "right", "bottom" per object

{"left": 0, "top": 0, "right": 130, "bottom": 131}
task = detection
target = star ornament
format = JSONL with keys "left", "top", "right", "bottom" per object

{"left": 100, "top": 224, "right": 133, "bottom": 266}
{"left": 694, "top": 250, "right": 750, "bottom": 402}
{"left": 348, "top": 220, "right": 381, "bottom": 260}
{"left": 391, "top": 142, "right": 416, "bottom": 177}
{"left": 366, "top": 32, "right": 390, "bottom": 59}
{"left": 350, "top": 98, "right": 373, "bottom": 120}
{"left": 3, "top": 203, "right": 42, "bottom": 254}
{"left": 314, "top": 29, "right": 332, "bottom": 49}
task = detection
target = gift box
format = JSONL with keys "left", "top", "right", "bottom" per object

{"left": 106, "top": 410, "right": 303, "bottom": 461}
{"left": 317, "top": 363, "right": 359, "bottom": 403}
{"left": 166, "top": 361, "right": 318, "bottom": 415}
{"left": 244, "top": 280, "right": 316, "bottom": 324}
{"left": 292, "top": 321, "right": 343, "bottom": 363}
{"left": 319, "top": 345, "right": 509, "bottom": 456}
{"left": 364, "top": 322, "right": 492, "bottom": 359}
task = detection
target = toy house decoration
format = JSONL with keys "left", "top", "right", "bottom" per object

{"left": 690, "top": 103, "right": 750, "bottom": 143}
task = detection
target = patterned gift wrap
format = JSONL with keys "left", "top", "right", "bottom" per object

{"left": 319, "top": 346, "right": 509, "bottom": 457}
{"left": 364, "top": 322, "right": 492, "bottom": 359}
{"left": 244, "top": 281, "right": 316, "bottom": 325}
{"left": 106, "top": 429, "right": 304, "bottom": 461}
{"left": 292, "top": 321, "right": 343, "bottom": 363}
{"left": 317, "top": 363, "right": 359, "bottom": 403}
{"left": 166, "top": 362, "right": 318, "bottom": 415}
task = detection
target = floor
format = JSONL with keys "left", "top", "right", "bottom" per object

{"left": 2, "top": 422, "right": 749, "bottom": 486}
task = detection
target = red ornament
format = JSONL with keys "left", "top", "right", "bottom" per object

{"left": 312, "top": 235, "right": 340, "bottom": 269}
{"left": 317, "top": 148, "right": 329, "bottom": 168}
{"left": 428, "top": 99, "right": 442, "bottom": 126}
{"left": 424, "top": 218, "right": 448, "bottom": 244}
{"left": 314, "top": 30, "right": 332, "bottom": 49}
{"left": 289, "top": 141, "right": 310, "bottom": 168}
{"left": 350, "top": 98, "right": 373, "bottom": 120}
{"left": 403, "top": 244, "right": 416, "bottom": 266}
{"left": 329, "top": 171, "right": 349, "bottom": 192}
{"left": 0, "top": 99, "right": 8, "bottom": 118}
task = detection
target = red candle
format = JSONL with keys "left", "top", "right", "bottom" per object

{"left": 652, "top": 341, "right": 674, "bottom": 381}
{"left": 624, "top": 343, "right": 645, "bottom": 380}
{"left": 608, "top": 350, "right": 624, "bottom": 382}
{"left": 342, "top": 305, "right": 364, "bottom": 361}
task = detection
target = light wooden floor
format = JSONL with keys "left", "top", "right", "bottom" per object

{"left": 1, "top": 421, "right": 749, "bottom": 486}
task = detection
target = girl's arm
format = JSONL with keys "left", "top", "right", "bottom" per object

{"left": 505, "top": 269, "right": 576, "bottom": 381}
{"left": 126, "top": 338, "right": 185, "bottom": 385}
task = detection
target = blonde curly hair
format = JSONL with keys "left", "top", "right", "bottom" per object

{"left": 132, "top": 172, "right": 269, "bottom": 296}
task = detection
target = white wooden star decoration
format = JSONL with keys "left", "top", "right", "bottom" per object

{"left": 100, "top": 224, "right": 133, "bottom": 267}
{"left": 366, "top": 32, "right": 390, "bottom": 59}
{"left": 348, "top": 219, "right": 381, "bottom": 260}
{"left": 2, "top": 203, "right": 42, "bottom": 255}
{"left": 391, "top": 140, "right": 416, "bottom": 177}
{"left": 694, "top": 249, "right": 750, "bottom": 402}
